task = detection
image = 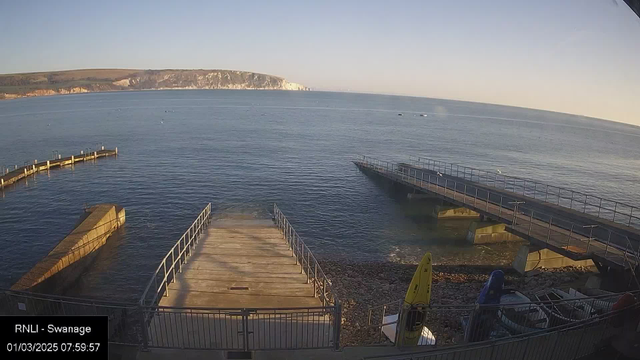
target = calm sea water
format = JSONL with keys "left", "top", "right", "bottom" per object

{"left": 1, "top": 90, "right": 640, "bottom": 301}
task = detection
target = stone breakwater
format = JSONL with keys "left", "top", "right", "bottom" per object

{"left": 320, "top": 259, "right": 593, "bottom": 346}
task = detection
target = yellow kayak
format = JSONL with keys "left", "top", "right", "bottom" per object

{"left": 402, "top": 252, "right": 432, "bottom": 346}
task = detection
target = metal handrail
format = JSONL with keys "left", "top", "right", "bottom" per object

{"left": 273, "top": 203, "right": 339, "bottom": 307}
{"left": 367, "top": 289, "right": 639, "bottom": 315}
{"left": 363, "top": 301, "right": 640, "bottom": 359}
{"left": 409, "top": 156, "right": 640, "bottom": 229}
{"left": 139, "top": 203, "right": 211, "bottom": 306}
{"left": 357, "top": 156, "right": 639, "bottom": 271}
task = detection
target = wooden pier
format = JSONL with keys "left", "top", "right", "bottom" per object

{"left": 1, "top": 147, "right": 118, "bottom": 190}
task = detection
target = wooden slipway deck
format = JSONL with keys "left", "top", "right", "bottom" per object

{"left": 149, "top": 218, "right": 333, "bottom": 350}
{"left": 158, "top": 219, "right": 322, "bottom": 309}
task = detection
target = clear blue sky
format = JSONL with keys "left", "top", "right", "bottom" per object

{"left": 1, "top": 0, "right": 639, "bottom": 125}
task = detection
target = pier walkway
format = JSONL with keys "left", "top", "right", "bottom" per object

{"left": 355, "top": 156, "right": 640, "bottom": 273}
{"left": 139, "top": 204, "right": 340, "bottom": 351}
{"left": 1, "top": 147, "right": 118, "bottom": 190}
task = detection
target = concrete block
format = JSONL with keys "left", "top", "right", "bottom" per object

{"left": 10, "top": 204, "right": 125, "bottom": 292}
{"left": 466, "top": 221, "right": 524, "bottom": 244}
{"left": 512, "top": 245, "right": 594, "bottom": 274}
{"left": 435, "top": 205, "right": 480, "bottom": 219}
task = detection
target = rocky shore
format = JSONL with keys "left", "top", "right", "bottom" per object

{"left": 319, "top": 259, "right": 594, "bottom": 346}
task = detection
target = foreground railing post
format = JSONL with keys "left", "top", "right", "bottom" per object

{"left": 177, "top": 241, "right": 182, "bottom": 272}
{"left": 138, "top": 306, "right": 149, "bottom": 351}
{"left": 567, "top": 224, "right": 574, "bottom": 248}
{"left": 394, "top": 305, "right": 407, "bottom": 347}
{"left": 163, "top": 261, "right": 168, "bottom": 297}
{"left": 306, "top": 252, "right": 310, "bottom": 283}
{"left": 604, "top": 232, "right": 612, "bottom": 258}
{"left": 323, "top": 278, "right": 327, "bottom": 306}
{"left": 333, "top": 301, "right": 342, "bottom": 350}
{"left": 171, "top": 251, "right": 176, "bottom": 282}
{"left": 314, "top": 263, "right": 318, "bottom": 297}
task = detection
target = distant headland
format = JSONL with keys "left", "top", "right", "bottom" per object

{"left": 0, "top": 69, "right": 309, "bottom": 99}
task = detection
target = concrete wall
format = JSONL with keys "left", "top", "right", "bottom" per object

{"left": 466, "top": 221, "right": 524, "bottom": 244}
{"left": 10, "top": 204, "right": 125, "bottom": 292}
{"left": 512, "top": 245, "right": 594, "bottom": 274}
{"left": 434, "top": 205, "right": 480, "bottom": 219}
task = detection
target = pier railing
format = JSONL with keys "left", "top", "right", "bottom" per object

{"left": 357, "top": 156, "right": 640, "bottom": 275}
{"left": 408, "top": 156, "right": 640, "bottom": 229}
{"left": 273, "top": 203, "right": 339, "bottom": 307}
{"left": 143, "top": 304, "right": 339, "bottom": 350}
{"left": 139, "top": 203, "right": 212, "bottom": 306}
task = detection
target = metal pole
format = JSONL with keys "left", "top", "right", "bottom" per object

{"left": 545, "top": 184, "right": 548, "bottom": 202}
{"left": 333, "top": 301, "right": 342, "bottom": 350}
{"left": 528, "top": 211, "right": 533, "bottom": 235}
{"left": 485, "top": 191, "right": 489, "bottom": 211}
{"left": 171, "top": 250, "right": 176, "bottom": 281}
{"left": 613, "top": 203, "right": 618, "bottom": 222}
{"left": 570, "top": 192, "right": 574, "bottom": 209}
{"left": 584, "top": 225, "right": 597, "bottom": 253}
{"left": 322, "top": 278, "right": 327, "bottom": 306}
{"left": 463, "top": 184, "right": 467, "bottom": 204}
{"left": 598, "top": 198, "right": 603, "bottom": 217}
{"left": 474, "top": 188, "right": 478, "bottom": 207}
{"left": 509, "top": 201, "right": 525, "bottom": 226}
{"left": 567, "top": 224, "right": 574, "bottom": 248}
{"left": 314, "top": 263, "right": 318, "bottom": 297}
{"left": 163, "top": 261, "right": 168, "bottom": 297}
{"left": 307, "top": 251, "right": 310, "bottom": 283}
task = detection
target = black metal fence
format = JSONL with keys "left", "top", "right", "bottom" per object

{"left": 363, "top": 300, "right": 640, "bottom": 360}
{"left": 366, "top": 290, "right": 636, "bottom": 348}
{"left": 144, "top": 305, "right": 340, "bottom": 351}
{"left": 139, "top": 203, "right": 212, "bottom": 307}
{"left": 273, "top": 203, "right": 339, "bottom": 307}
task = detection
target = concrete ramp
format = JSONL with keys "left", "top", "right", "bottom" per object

{"left": 148, "top": 214, "right": 335, "bottom": 350}
{"left": 158, "top": 218, "right": 322, "bottom": 308}
{"left": 11, "top": 204, "right": 125, "bottom": 292}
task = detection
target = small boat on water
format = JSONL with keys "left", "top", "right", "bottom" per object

{"left": 498, "top": 291, "right": 549, "bottom": 334}
{"left": 534, "top": 288, "right": 598, "bottom": 325}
